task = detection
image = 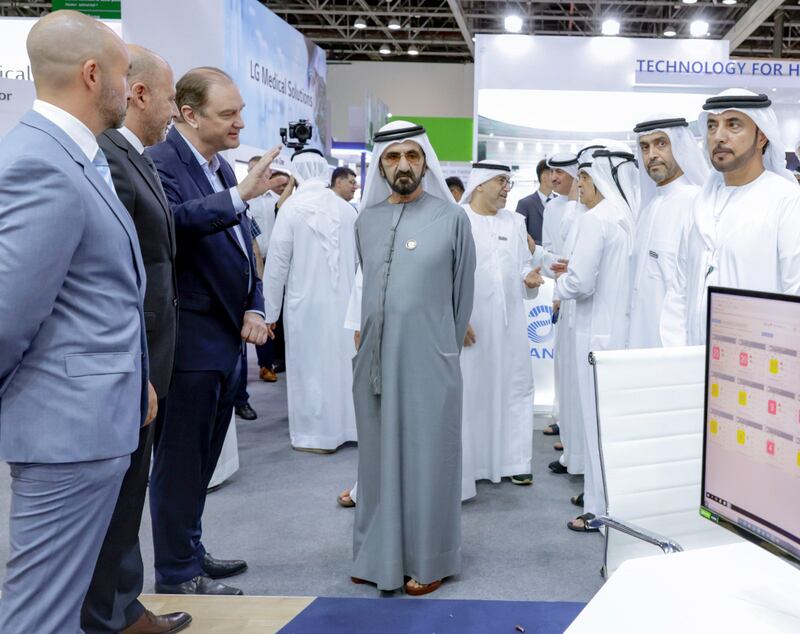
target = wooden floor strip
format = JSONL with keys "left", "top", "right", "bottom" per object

{"left": 140, "top": 594, "right": 315, "bottom": 633}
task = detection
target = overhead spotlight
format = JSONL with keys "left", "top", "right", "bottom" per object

{"left": 601, "top": 18, "right": 620, "bottom": 36}
{"left": 664, "top": 27, "right": 677, "bottom": 37}
{"left": 690, "top": 19, "right": 709, "bottom": 37}
{"left": 379, "top": 43, "right": 391, "bottom": 55}
{"left": 682, "top": 0, "right": 698, "bottom": 4}
{"left": 504, "top": 14, "right": 523, "bottom": 33}
{"left": 388, "top": 18, "right": 401, "bottom": 31}
{"left": 722, "top": 0, "right": 737, "bottom": 4}
{"left": 387, "top": 112, "right": 393, "bottom": 117}
{"left": 408, "top": 44, "right": 420, "bottom": 56}
{"left": 354, "top": 16, "right": 367, "bottom": 30}
{"left": 471, "top": 35, "right": 476, "bottom": 42}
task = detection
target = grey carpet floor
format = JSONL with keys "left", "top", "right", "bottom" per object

{"left": 0, "top": 350, "right": 604, "bottom": 602}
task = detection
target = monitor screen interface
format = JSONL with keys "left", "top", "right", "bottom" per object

{"left": 702, "top": 288, "right": 800, "bottom": 563}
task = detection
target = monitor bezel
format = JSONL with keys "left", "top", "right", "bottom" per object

{"left": 701, "top": 285, "right": 800, "bottom": 568}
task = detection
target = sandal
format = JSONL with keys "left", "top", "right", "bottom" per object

{"left": 543, "top": 424, "right": 560, "bottom": 436}
{"left": 567, "top": 512, "right": 599, "bottom": 533}
{"left": 404, "top": 578, "right": 442, "bottom": 596}
{"left": 570, "top": 492, "right": 584, "bottom": 507}
{"left": 553, "top": 441, "right": 564, "bottom": 451}
{"left": 337, "top": 489, "right": 356, "bottom": 508}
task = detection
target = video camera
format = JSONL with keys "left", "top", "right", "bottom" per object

{"left": 280, "top": 119, "right": 313, "bottom": 150}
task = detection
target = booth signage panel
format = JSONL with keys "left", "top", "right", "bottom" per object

{"left": 526, "top": 278, "right": 555, "bottom": 415}
{"left": 475, "top": 35, "right": 729, "bottom": 92}
{"left": 0, "top": 77, "right": 35, "bottom": 140}
{"left": 51, "top": 1, "right": 121, "bottom": 19}
{"left": 224, "top": 0, "right": 328, "bottom": 154}
{"left": 0, "top": 17, "right": 121, "bottom": 82}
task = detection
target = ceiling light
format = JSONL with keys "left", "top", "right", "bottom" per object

{"left": 690, "top": 19, "right": 709, "bottom": 37}
{"left": 682, "top": 0, "right": 698, "bottom": 4}
{"left": 388, "top": 18, "right": 401, "bottom": 31}
{"left": 379, "top": 43, "right": 391, "bottom": 55}
{"left": 664, "top": 27, "right": 677, "bottom": 37}
{"left": 471, "top": 36, "right": 476, "bottom": 42}
{"left": 408, "top": 44, "right": 419, "bottom": 56}
{"left": 504, "top": 14, "right": 523, "bottom": 33}
{"left": 601, "top": 18, "right": 620, "bottom": 36}
{"left": 722, "top": 0, "right": 737, "bottom": 4}
{"left": 354, "top": 16, "right": 367, "bottom": 30}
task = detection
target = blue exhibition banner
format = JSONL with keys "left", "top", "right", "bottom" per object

{"left": 224, "top": 0, "right": 329, "bottom": 154}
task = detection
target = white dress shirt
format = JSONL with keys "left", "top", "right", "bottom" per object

{"left": 118, "top": 126, "right": 145, "bottom": 154}
{"left": 176, "top": 130, "right": 248, "bottom": 256}
{"left": 32, "top": 99, "right": 99, "bottom": 163}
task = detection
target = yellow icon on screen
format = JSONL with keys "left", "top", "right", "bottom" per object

{"left": 737, "top": 429, "right": 746, "bottom": 445}
{"left": 797, "top": 450, "right": 800, "bottom": 467}
{"left": 738, "top": 391, "right": 747, "bottom": 406}
{"left": 770, "top": 359, "right": 780, "bottom": 374}
{"left": 710, "top": 419, "right": 718, "bottom": 435}
{"left": 711, "top": 383, "right": 719, "bottom": 398}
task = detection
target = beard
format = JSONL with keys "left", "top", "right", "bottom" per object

{"left": 711, "top": 133, "right": 760, "bottom": 174}
{"left": 99, "top": 82, "right": 127, "bottom": 130}
{"left": 388, "top": 169, "right": 424, "bottom": 195}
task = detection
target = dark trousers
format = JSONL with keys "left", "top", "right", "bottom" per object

{"left": 81, "top": 408, "right": 159, "bottom": 633}
{"left": 149, "top": 362, "right": 240, "bottom": 585}
{"left": 255, "top": 338, "right": 274, "bottom": 369}
{"left": 234, "top": 347, "right": 250, "bottom": 407}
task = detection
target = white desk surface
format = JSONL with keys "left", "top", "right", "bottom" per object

{"left": 566, "top": 542, "right": 800, "bottom": 634}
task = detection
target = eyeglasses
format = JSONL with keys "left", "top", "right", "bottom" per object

{"left": 381, "top": 150, "right": 425, "bottom": 166}
{"left": 494, "top": 176, "right": 514, "bottom": 190}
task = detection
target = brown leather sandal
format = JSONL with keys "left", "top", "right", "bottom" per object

{"left": 404, "top": 578, "right": 442, "bottom": 596}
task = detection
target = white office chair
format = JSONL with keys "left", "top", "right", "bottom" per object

{"left": 588, "top": 346, "right": 742, "bottom": 577}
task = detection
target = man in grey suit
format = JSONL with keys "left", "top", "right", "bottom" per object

{"left": 81, "top": 46, "right": 191, "bottom": 634}
{"left": 0, "top": 12, "right": 155, "bottom": 633}
{"left": 515, "top": 158, "right": 555, "bottom": 245}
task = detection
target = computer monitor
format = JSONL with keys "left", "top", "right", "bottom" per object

{"left": 701, "top": 286, "right": 800, "bottom": 566}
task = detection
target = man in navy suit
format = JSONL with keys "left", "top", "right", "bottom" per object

{"left": 515, "top": 159, "right": 555, "bottom": 245}
{"left": 147, "top": 67, "right": 280, "bottom": 595}
{"left": 0, "top": 12, "right": 154, "bottom": 632}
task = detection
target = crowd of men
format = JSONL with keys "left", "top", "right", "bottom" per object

{"left": 2, "top": 9, "right": 800, "bottom": 634}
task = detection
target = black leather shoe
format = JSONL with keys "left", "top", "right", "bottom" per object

{"left": 202, "top": 553, "right": 248, "bottom": 579}
{"left": 549, "top": 460, "right": 568, "bottom": 474}
{"left": 272, "top": 360, "right": 286, "bottom": 373}
{"left": 122, "top": 609, "right": 192, "bottom": 633}
{"left": 235, "top": 403, "right": 257, "bottom": 420}
{"left": 155, "top": 575, "right": 243, "bottom": 595}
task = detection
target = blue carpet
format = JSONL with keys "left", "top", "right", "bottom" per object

{"left": 279, "top": 597, "right": 585, "bottom": 634}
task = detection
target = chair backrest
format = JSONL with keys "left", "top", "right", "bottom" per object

{"left": 592, "top": 346, "right": 742, "bottom": 577}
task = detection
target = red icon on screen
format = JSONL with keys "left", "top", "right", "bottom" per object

{"left": 712, "top": 346, "right": 721, "bottom": 360}
{"left": 767, "top": 440, "right": 775, "bottom": 456}
{"left": 768, "top": 400, "right": 777, "bottom": 415}
{"left": 739, "top": 352, "right": 749, "bottom": 367}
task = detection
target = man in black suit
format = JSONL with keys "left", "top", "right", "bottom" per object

{"left": 515, "top": 159, "right": 554, "bottom": 245}
{"left": 81, "top": 46, "right": 191, "bottom": 634}
{"left": 147, "top": 67, "right": 280, "bottom": 596}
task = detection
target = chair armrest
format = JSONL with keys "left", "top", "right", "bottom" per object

{"left": 588, "top": 515, "right": 685, "bottom": 554}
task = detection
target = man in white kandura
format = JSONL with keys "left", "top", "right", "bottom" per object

{"left": 661, "top": 89, "right": 800, "bottom": 346}
{"left": 459, "top": 161, "right": 544, "bottom": 499}
{"left": 540, "top": 153, "right": 582, "bottom": 475}
{"left": 263, "top": 148, "right": 358, "bottom": 452}
{"left": 554, "top": 143, "right": 639, "bottom": 532}
{"left": 628, "top": 117, "right": 708, "bottom": 349}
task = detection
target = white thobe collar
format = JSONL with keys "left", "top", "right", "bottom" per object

{"left": 653, "top": 174, "right": 690, "bottom": 199}
{"left": 32, "top": 99, "right": 98, "bottom": 163}
{"left": 118, "top": 126, "right": 145, "bottom": 154}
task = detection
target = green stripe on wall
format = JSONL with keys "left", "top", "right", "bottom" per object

{"left": 388, "top": 116, "right": 473, "bottom": 162}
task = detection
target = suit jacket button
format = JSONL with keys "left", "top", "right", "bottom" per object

{"left": 173, "top": 298, "right": 178, "bottom": 307}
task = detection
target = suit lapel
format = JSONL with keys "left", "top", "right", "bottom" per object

{"left": 117, "top": 132, "right": 177, "bottom": 258}
{"left": 169, "top": 128, "right": 247, "bottom": 257}
{"left": 21, "top": 112, "right": 146, "bottom": 289}
{"left": 217, "top": 158, "right": 249, "bottom": 257}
